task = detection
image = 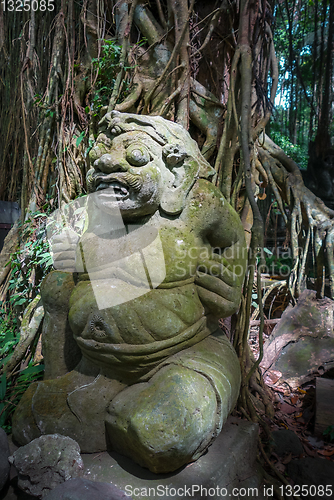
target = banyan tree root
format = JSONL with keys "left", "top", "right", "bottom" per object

{"left": 257, "top": 134, "right": 334, "bottom": 299}
{"left": 1, "top": 295, "right": 44, "bottom": 378}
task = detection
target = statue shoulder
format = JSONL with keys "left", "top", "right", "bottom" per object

{"left": 182, "top": 179, "right": 227, "bottom": 221}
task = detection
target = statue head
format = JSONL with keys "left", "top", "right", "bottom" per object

{"left": 87, "top": 111, "right": 215, "bottom": 219}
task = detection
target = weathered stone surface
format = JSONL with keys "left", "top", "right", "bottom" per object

{"left": 8, "top": 434, "right": 83, "bottom": 498}
{"left": 106, "top": 335, "right": 241, "bottom": 473}
{"left": 261, "top": 289, "right": 334, "bottom": 388}
{"left": 287, "top": 458, "right": 334, "bottom": 499}
{"left": 81, "top": 417, "right": 264, "bottom": 500}
{"left": 43, "top": 478, "right": 132, "bottom": 500}
{"left": 41, "top": 272, "right": 82, "bottom": 380}
{"left": 0, "top": 428, "right": 10, "bottom": 492}
{"left": 13, "top": 112, "right": 247, "bottom": 473}
{"left": 271, "top": 429, "right": 303, "bottom": 456}
{"left": 5, "top": 418, "right": 263, "bottom": 500}
{"left": 315, "top": 377, "right": 334, "bottom": 436}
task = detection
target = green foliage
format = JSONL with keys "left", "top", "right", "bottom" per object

{"left": 264, "top": 251, "right": 293, "bottom": 277}
{"left": 8, "top": 212, "right": 53, "bottom": 311}
{"left": 90, "top": 40, "right": 130, "bottom": 115}
{"left": 0, "top": 310, "right": 19, "bottom": 367}
{"left": 0, "top": 308, "right": 44, "bottom": 434}
{"left": 33, "top": 93, "right": 59, "bottom": 119}
{"left": 323, "top": 425, "right": 334, "bottom": 442}
{"left": 272, "top": 0, "right": 330, "bottom": 155}
{"left": 269, "top": 125, "right": 308, "bottom": 170}
{"left": 0, "top": 211, "right": 52, "bottom": 432}
{"left": 0, "top": 361, "right": 44, "bottom": 433}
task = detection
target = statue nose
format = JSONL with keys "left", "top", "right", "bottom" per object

{"left": 94, "top": 153, "right": 128, "bottom": 173}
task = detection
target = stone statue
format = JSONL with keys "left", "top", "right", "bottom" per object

{"left": 13, "top": 112, "right": 247, "bottom": 474}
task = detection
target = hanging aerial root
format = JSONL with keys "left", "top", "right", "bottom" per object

{"left": 326, "top": 230, "right": 334, "bottom": 298}
{"left": 297, "top": 225, "right": 311, "bottom": 296}
{"left": 258, "top": 137, "right": 334, "bottom": 299}
{"left": 115, "top": 81, "right": 143, "bottom": 112}
{"left": 142, "top": 0, "right": 195, "bottom": 114}
{"left": 257, "top": 149, "right": 287, "bottom": 225}
{"left": 1, "top": 295, "right": 44, "bottom": 379}
{"left": 108, "top": 0, "right": 139, "bottom": 112}
{"left": 251, "top": 279, "right": 286, "bottom": 321}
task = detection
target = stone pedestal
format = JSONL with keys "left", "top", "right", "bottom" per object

{"left": 3, "top": 417, "right": 265, "bottom": 500}
{"left": 79, "top": 417, "right": 264, "bottom": 500}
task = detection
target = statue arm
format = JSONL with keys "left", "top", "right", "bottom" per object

{"left": 41, "top": 271, "right": 82, "bottom": 379}
{"left": 192, "top": 182, "right": 247, "bottom": 318}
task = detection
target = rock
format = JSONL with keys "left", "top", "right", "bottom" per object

{"left": 315, "top": 377, "right": 334, "bottom": 436}
{"left": 0, "top": 428, "right": 10, "bottom": 491}
{"left": 261, "top": 290, "right": 334, "bottom": 389}
{"left": 271, "top": 429, "right": 303, "bottom": 456}
{"left": 43, "top": 478, "right": 132, "bottom": 500}
{"left": 8, "top": 434, "right": 84, "bottom": 498}
{"left": 287, "top": 457, "right": 334, "bottom": 499}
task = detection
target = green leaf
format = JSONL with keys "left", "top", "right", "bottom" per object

{"left": 76, "top": 131, "right": 85, "bottom": 147}
{"left": 0, "top": 354, "right": 13, "bottom": 369}
{"left": 15, "top": 298, "right": 27, "bottom": 306}
{"left": 263, "top": 247, "right": 273, "bottom": 255}
{"left": 0, "top": 403, "right": 6, "bottom": 427}
{"left": 18, "top": 365, "right": 44, "bottom": 380}
{"left": 0, "top": 374, "right": 7, "bottom": 400}
{"left": 323, "top": 425, "right": 334, "bottom": 441}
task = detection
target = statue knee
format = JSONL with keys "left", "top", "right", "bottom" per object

{"left": 105, "top": 365, "right": 218, "bottom": 473}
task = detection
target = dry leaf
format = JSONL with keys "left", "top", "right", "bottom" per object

{"left": 279, "top": 402, "right": 297, "bottom": 414}
{"left": 303, "top": 444, "right": 317, "bottom": 457}
{"left": 275, "top": 462, "right": 286, "bottom": 473}
{"left": 264, "top": 370, "right": 282, "bottom": 385}
{"left": 290, "top": 395, "right": 299, "bottom": 405}
{"left": 282, "top": 452, "right": 293, "bottom": 464}
{"left": 317, "top": 448, "right": 334, "bottom": 457}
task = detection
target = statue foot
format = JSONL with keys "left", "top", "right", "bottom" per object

{"left": 105, "top": 364, "right": 218, "bottom": 473}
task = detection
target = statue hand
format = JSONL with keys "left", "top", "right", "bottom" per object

{"left": 195, "top": 255, "right": 243, "bottom": 317}
{"left": 49, "top": 228, "right": 79, "bottom": 272}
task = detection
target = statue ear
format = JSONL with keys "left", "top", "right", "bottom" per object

{"left": 160, "top": 144, "right": 200, "bottom": 215}
{"left": 162, "top": 144, "right": 187, "bottom": 167}
{"left": 160, "top": 143, "right": 217, "bottom": 215}
{"left": 86, "top": 168, "right": 96, "bottom": 193}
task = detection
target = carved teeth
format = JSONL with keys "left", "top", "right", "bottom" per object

{"left": 96, "top": 181, "right": 129, "bottom": 198}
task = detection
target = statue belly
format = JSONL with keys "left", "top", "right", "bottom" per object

{"left": 68, "top": 279, "right": 209, "bottom": 378}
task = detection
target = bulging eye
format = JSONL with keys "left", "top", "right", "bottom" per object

{"left": 126, "top": 144, "right": 150, "bottom": 166}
